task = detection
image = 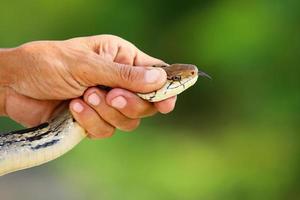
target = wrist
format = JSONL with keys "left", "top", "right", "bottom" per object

{"left": 0, "top": 86, "right": 7, "bottom": 116}
{"left": 0, "top": 48, "right": 19, "bottom": 86}
{"left": 0, "top": 48, "right": 19, "bottom": 116}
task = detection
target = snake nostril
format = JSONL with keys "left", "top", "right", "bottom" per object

{"left": 191, "top": 71, "right": 195, "bottom": 75}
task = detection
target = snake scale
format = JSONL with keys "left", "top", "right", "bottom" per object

{"left": 0, "top": 64, "right": 210, "bottom": 176}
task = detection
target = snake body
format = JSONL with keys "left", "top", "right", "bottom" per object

{"left": 0, "top": 64, "right": 210, "bottom": 176}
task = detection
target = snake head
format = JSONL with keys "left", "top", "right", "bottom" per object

{"left": 158, "top": 64, "right": 211, "bottom": 80}
{"left": 138, "top": 63, "right": 210, "bottom": 102}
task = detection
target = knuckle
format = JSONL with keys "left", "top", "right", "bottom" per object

{"left": 100, "top": 126, "right": 115, "bottom": 138}
{"left": 19, "top": 41, "right": 52, "bottom": 55}
{"left": 18, "top": 42, "right": 41, "bottom": 57}
{"left": 121, "top": 106, "right": 141, "bottom": 119}
{"left": 145, "top": 109, "right": 158, "bottom": 117}
{"left": 88, "top": 124, "right": 115, "bottom": 139}
{"left": 128, "top": 110, "right": 140, "bottom": 119}
{"left": 118, "top": 64, "right": 140, "bottom": 83}
{"left": 121, "top": 119, "right": 140, "bottom": 132}
{"left": 127, "top": 105, "right": 156, "bottom": 119}
{"left": 19, "top": 43, "right": 33, "bottom": 54}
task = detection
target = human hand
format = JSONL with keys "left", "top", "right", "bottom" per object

{"left": 0, "top": 35, "right": 177, "bottom": 138}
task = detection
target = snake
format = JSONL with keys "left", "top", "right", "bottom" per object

{"left": 0, "top": 64, "right": 210, "bottom": 176}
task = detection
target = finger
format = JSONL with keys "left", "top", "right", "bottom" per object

{"left": 106, "top": 88, "right": 158, "bottom": 119}
{"left": 134, "top": 49, "right": 168, "bottom": 66}
{"left": 82, "top": 34, "right": 166, "bottom": 66}
{"left": 69, "top": 99, "right": 115, "bottom": 139}
{"left": 114, "top": 45, "right": 135, "bottom": 65}
{"left": 114, "top": 44, "right": 167, "bottom": 66}
{"left": 154, "top": 96, "right": 177, "bottom": 114}
{"left": 83, "top": 87, "right": 140, "bottom": 132}
{"left": 73, "top": 55, "right": 167, "bottom": 94}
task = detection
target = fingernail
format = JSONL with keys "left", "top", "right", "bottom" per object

{"left": 111, "top": 96, "right": 127, "bottom": 109}
{"left": 145, "top": 68, "right": 163, "bottom": 83}
{"left": 72, "top": 102, "right": 84, "bottom": 113}
{"left": 88, "top": 93, "right": 100, "bottom": 106}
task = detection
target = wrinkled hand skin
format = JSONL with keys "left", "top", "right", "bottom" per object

{"left": 0, "top": 35, "right": 177, "bottom": 139}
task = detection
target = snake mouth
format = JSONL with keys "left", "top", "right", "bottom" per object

{"left": 167, "top": 75, "right": 198, "bottom": 90}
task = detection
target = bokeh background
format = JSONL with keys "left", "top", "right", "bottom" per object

{"left": 0, "top": 0, "right": 299, "bottom": 199}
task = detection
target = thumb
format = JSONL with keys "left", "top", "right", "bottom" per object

{"left": 75, "top": 57, "right": 167, "bottom": 93}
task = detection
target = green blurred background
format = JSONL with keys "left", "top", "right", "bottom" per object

{"left": 0, "top": 0, "right": 299, "bottom": 199}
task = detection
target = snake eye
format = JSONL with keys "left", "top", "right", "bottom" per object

{"left": 172, "top": 75, "right": 181, "bottom": 81}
